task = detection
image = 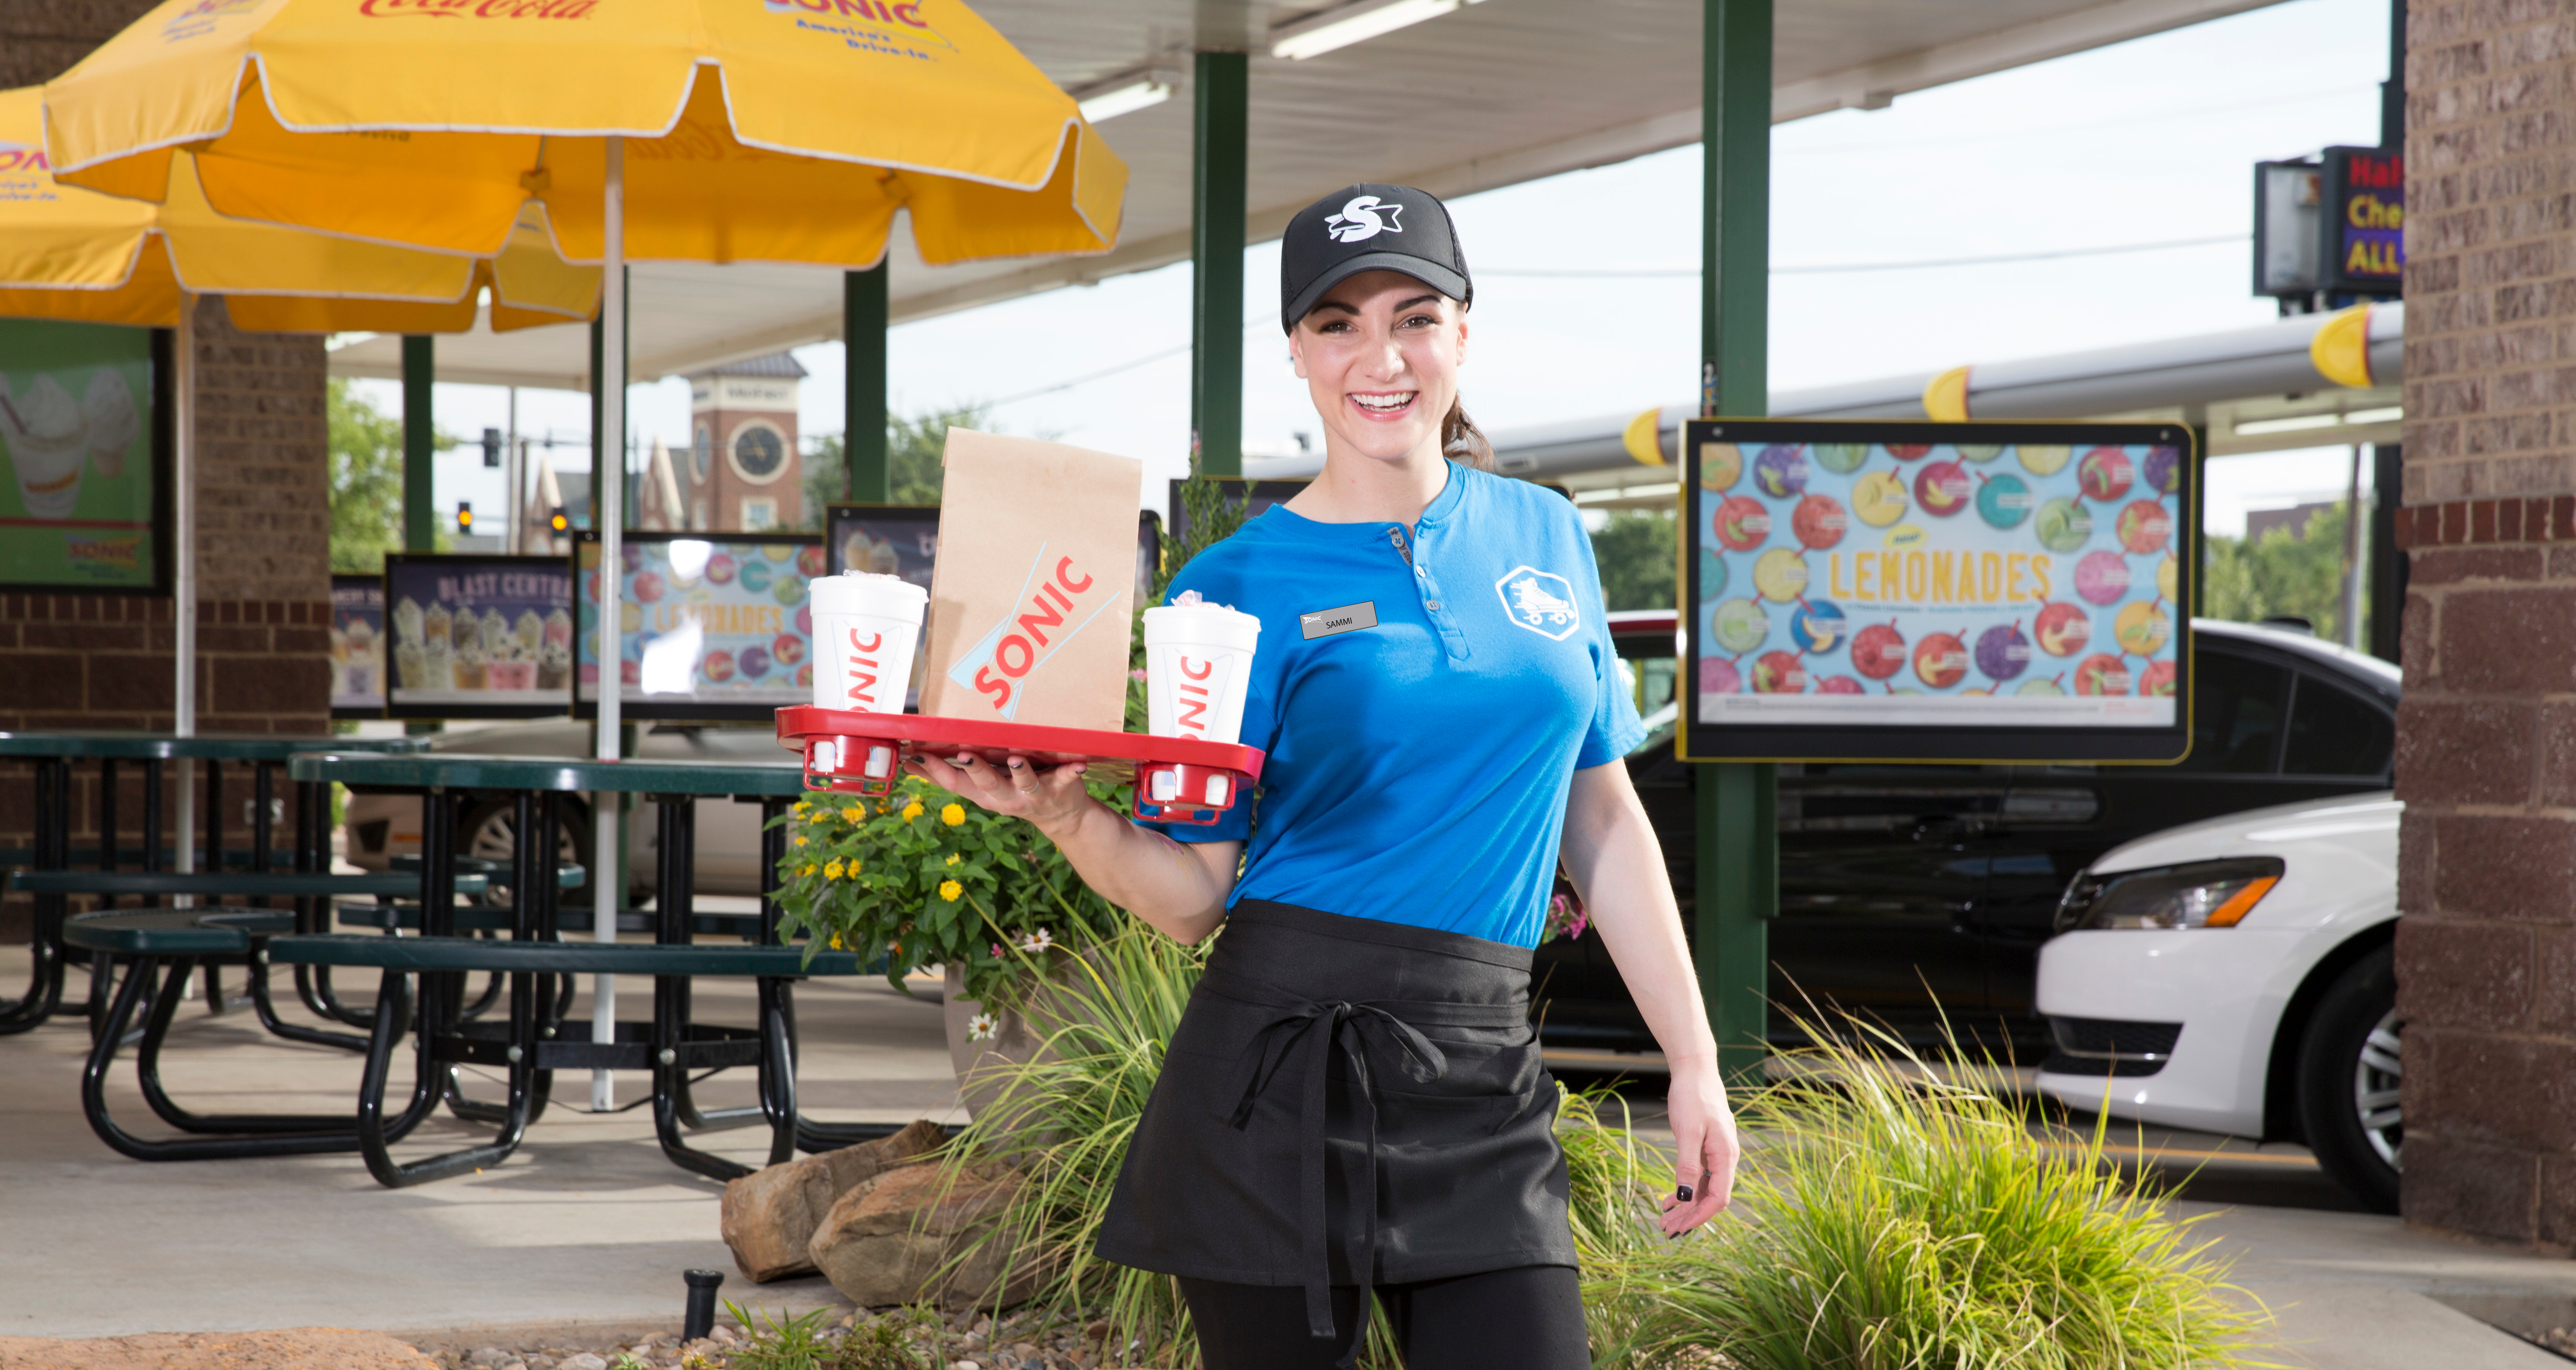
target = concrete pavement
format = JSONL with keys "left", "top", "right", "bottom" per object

{"left": 8, "top": 937, "right": 2576, "bottom": 1364}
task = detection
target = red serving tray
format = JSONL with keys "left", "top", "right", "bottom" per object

{"left": 775, "top": 706, "right": 1266, "bottom": 825}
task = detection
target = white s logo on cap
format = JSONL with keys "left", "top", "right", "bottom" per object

{"left": 1323, "top": 195, "right": 1405, "bottom": 244}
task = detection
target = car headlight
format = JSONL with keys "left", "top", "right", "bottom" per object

{"left": 2054, "top": 857, "right": 2284, "bottom": 932}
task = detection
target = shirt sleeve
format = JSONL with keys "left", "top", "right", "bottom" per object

{"left": 1572, "top": 509, "right": 1648, "bottom": 769}
{"left": 1132, "top": 556, "right": 1266, "bottom": 843}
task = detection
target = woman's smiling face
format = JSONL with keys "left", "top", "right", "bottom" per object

{"left": 1288, "top": 270, "right": 1467, "bottom": 466}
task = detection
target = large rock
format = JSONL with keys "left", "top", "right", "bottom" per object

{"left": 719, "top": 1118, "right": 946, "bottom": 1282}
{"left": 807, "top": 1159, "right": 1044, "bottom": 1309}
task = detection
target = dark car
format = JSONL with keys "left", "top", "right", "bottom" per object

{"left": 1533, "top": 612, "right": 2401, "bottom": 1059}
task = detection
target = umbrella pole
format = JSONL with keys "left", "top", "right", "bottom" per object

{"left": 592, "top": 135, "right": 626, "bottom": 1113}
{"left": 174, "top": 292, "right": 197, "bottom": 900}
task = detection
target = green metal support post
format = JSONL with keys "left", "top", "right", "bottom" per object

{"left": 845, "top": 266, "right": 890, "bottom": 504}
{"left": 401, "top": 334, "right": 434, "bottom": 552}
{"left": 1697, "top": 0, "right": 1775, "bottom": 1088}
{"left": 1191, "top": 50, "right": 1248, "bottom": 479}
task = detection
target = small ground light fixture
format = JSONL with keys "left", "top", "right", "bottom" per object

{"left": 1078, "top": 78, "right": 1171, "bottom": 123}
{"left": 1271, "top": 0, "right": 1487, "bottom": 61}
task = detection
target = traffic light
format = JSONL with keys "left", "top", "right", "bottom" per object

{"left": 549, "top": 506, "right": 569, "bottom": 534}
{"left": 456, "top": 502, "right": 473, "bottom": 533}
{"left": 481, "top": 427, "right": 503, "bottom": 468}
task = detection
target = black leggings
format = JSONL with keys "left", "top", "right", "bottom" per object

{"left": 1179, "top": 1265, "right": 1590, "bottom": 1370}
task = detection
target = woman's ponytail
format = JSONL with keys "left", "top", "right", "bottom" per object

{"left": 1441, "top": 397, "right": 1493, "bottom": 471}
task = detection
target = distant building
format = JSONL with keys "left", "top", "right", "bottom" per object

{"left": 686, "top": 352, "right": 806, "bottom": 532}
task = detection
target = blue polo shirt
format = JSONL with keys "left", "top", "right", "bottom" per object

{"left": 1143, "top": 464, "right": 1645, "bottom": 949}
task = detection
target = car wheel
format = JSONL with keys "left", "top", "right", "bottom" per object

{"left": 2296, "top": 945, "right": 2402, "bottom": 1214}
{"left": 460, "top": 797, "right": 592, "bottom": 909}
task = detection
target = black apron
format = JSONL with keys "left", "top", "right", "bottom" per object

{"left": 1095, "top": 900, "right": 1575, "bottom": 1362}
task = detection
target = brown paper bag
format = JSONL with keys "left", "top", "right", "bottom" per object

{"left": 919, "top": 429, "right": 1143, "bottom": 732}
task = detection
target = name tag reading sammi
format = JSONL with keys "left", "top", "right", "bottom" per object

{"left": 1300, "top": 601, "right": 1378, "bottom": 640}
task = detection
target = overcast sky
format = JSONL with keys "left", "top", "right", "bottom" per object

{"left": 386, "top": 0, "right": 2397, "bottom": 539}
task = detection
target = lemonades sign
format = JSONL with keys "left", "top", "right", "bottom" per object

{"left": 1680, "top": 419, "right": 2195, "bottom": 764}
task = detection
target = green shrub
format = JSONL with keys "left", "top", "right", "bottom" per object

{"left": 717, "top": 1303, "right": 940, "bottom": 1370}
{"left": 1583, "top": 1019, "right": 2265, "bottom": 1370}
{"left": 769, "top": 777, "right": 1126, "bottom": 1006}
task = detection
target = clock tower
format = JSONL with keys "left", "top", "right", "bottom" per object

{"left": 684, "top": 352, "right": 806, "bottom": 531}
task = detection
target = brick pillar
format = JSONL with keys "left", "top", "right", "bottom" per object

{"left": 2396, "top": 2, "right": 2576, "bottom": 1247}
{"left": 0, "top": 300, "right": 330, "bottom": 934}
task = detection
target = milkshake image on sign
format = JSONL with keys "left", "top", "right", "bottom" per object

{"left": 810, "top": 571, "right": 928, "bottom": 713}
{"left": 83, "top": 370, "right": 139, "bottom": 479}
{"left": 6, "top": 374, "right": 89, "bottom": 519}
{"left": 1142, "top": 592, "right": 1261, "bottom": 746}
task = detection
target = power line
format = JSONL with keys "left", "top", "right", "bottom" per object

{"left": 1483, "top": 233, "right": 2246, "bottom": 279}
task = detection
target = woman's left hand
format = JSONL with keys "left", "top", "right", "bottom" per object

{"left": 1657, "top": 1057, "right": 1739, "bottom": 1236}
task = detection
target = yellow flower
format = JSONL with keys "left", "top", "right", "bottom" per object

{"left": 938, "top": 879, "right": 963, "bottom": 902}
{"left": 842, "top": 805, "right": 866, "bottom": 822}
{"left": 844, "top": 858, "right": 860, "bottom": 875}
{"left": 941, "top": 803, "right": 966, "bottom": 827}
{"left": 800, "top": 863, "right": 817, "bottom": 877}
{"left": 792, "top": 835, "right": 808, "bottom": 847}
{"left": 828, "top": 932, "right": 845, "bottom": 949}
{"left": 902, "top": 800, "right": 924, "bottom": 820}
{"left": 823, "top": 860, "right": 844, "bottom": 880}
{"left": 945, "top": 852, "right": 961, "bottom": 866}
{"left": 792, "top": 800, "right": 810, "bottom": 816}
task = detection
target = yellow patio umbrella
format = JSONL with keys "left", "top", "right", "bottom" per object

{"left": 2, "top": 78, "right": 598, "bottom": 881}
{"left": 0, "top": 86, "right": 598, "bottom": 332}
{"left": 42, "top": 0, "right": 1131, "bottom": 1107}
{"left": 40, "top": 0, "right": 1125, "bottom": 269}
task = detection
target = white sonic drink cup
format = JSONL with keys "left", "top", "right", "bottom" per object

{"left": 811, "top": 572, "right": 928, "bottom": 715}
{"left": 1143, "top": 598, "right": 1261, "bottom": 746}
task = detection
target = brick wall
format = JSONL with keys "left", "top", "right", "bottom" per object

{"left": 0, "top": 301, "right": 332, "bottom": 933}
{"left": 0, "top": 0, "right": 157, "bottom": 89}
{"left": 2397, "top": 0, "right": 2576, "bottom": 1247}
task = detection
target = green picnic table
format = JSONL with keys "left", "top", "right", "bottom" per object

{"left": 0, "top": 731, "right": 429, "bottom": 1036}
{"left": 280, "top": 751, "right": 869, "bottom": 1182}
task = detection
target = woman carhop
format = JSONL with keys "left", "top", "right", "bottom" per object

{"left": 914, "top": 182, "right": 1739, "bottom": 1370}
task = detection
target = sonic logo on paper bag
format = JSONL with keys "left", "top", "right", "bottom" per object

{"left": 949, "top": 546, "right": 1119, "bottom": 720}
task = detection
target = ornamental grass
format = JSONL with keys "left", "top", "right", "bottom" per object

{"left": 1580, "top": 1017, "right": 2269, "bottom": 1370}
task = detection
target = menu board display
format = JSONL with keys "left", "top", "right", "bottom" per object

{"left": 1681, "top": 419, "right": 2195, "bottom": 764}
{"left": 824, "top": 505, "right": 939, "bottom": 711}
{"left": 576, "top": 532, "right": 821, "bottom": 721}
{"left": 383, "top": 554, "right": 575, "bottom": 719}
{"left": 0, "top": 321, "right": 166, "bottom": 592}
{"left": 330, "top": 575, "right": 386, "bottom": 716}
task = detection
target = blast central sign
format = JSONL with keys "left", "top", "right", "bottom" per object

{"left": 1681, "top": 419, "right": 2196, "bottom": 764}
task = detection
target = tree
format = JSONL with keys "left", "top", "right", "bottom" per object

{"left": 328, "top": 379, "right": 406, "bottom": 574}
{"left": 328, "top": 379, "right": 455, "bottom": 572}
{"left": 797, "top": 405, "right": 987, "bottom": 526}
{"left": 2202, "top": 501, "right": 2365, "bottom": 643}
{"left": 1589, "top": 508, "right": 1678, "bottom": 613}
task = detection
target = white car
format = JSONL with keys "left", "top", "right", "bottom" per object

{"left": 2033, "top": 792, "right": 2401, "bottom": 1211}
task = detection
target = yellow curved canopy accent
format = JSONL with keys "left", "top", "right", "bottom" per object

{"left": 0, "top": 84, "right": 594, "bottom": 331}
{"left": 1922, "top": 364, "right": 1972, "bottom": 422}
{"left": 1623, "top": 408, "right": 1667, "bottom": 466}
{"left": 2309, "top": 304, "right": 2375, "bottom": 389}
{"left": 43, "top": 0, "right": 1127, "bottom": 267}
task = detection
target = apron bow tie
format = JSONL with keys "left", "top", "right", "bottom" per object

{"left": 1226, "top": 996, "right": 1450, "bottom": 1367}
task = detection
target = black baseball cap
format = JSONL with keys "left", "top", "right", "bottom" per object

{"left": 1280, "top": 183, "right": 1472, "bottom": 334}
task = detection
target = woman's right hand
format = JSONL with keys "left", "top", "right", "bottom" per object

{"left": 900, "top": 750, "right": 1098, "bottom": 837}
